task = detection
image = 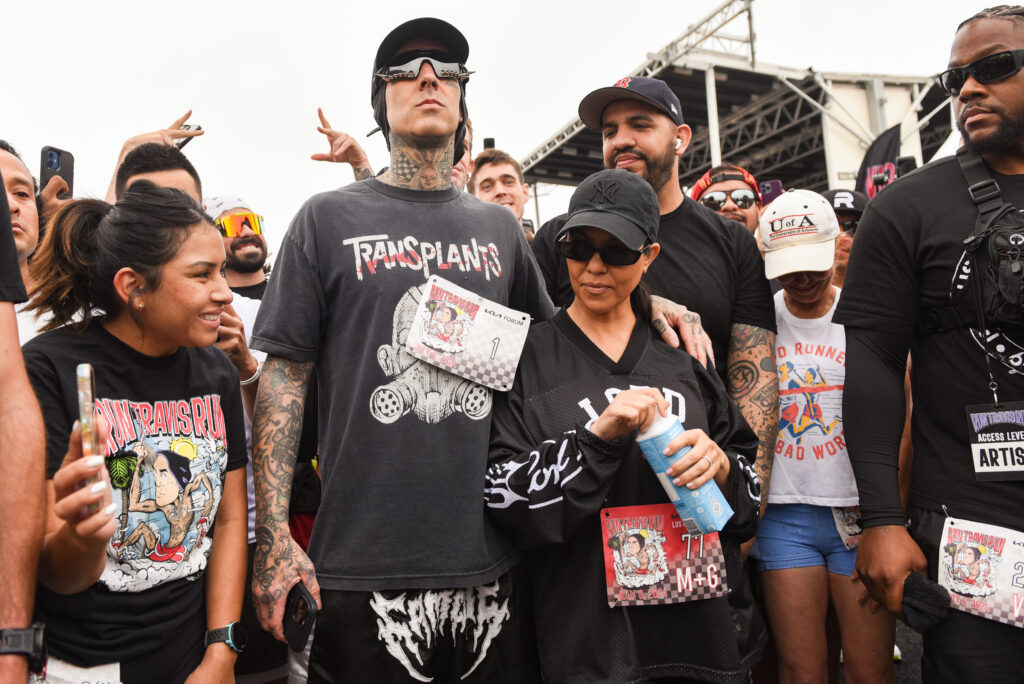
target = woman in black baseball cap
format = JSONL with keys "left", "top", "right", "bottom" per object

{"left": 486, "top": 169, "right": 764, "bottom": 683}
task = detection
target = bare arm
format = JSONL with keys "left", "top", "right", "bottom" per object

{"left": 104, "top": 111, "right": 203, "bottom": 203}
{"left": 726, "top": 323, "right": 778, "bottom": 517}
{"left": 251, "top": 355, "right": 319, "bottom": 641}
{"left": 186, "top": 468, "right": 247, "bottom": 682}
{"left": 0, "top": 302, "right": 45, "bottom": 679}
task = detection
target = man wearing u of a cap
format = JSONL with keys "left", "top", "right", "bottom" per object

{"left": 533, "top": 76, "right": 778, "bottom": 520}
{"left": 249, "top": 18, "right": 550, "bottom": 682}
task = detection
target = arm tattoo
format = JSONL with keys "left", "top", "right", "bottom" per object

{"left": 353, "top": 167, "right": 374, "bottom": 181}
{"left": 252, "top": 357, "right": 313, "bottom": 574}
{"left": 728, "top": 324, "right": 779, "bottom": 514}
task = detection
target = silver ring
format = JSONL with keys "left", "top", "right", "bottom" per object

{"left": 701, "top": 454, "right": 713, "bottom": 469}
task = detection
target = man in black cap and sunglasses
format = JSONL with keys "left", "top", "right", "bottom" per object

{"left": 249, "top": 17, "right": 550, "bottom": 683}
{"left": 836, "top": 7, "right": 1024, "bottom": 680}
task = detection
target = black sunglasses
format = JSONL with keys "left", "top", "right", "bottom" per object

{"left": 839, "top": 218, "right": 859, "bottom": 235}
{"left": 939, "top": 49, "right": 1024, "bottom": 95}
{"left": 558, "top": 239, "right": 648, "bottom": 266}
{"left": 700, "top": 188, "right": 756, "bottom": 211}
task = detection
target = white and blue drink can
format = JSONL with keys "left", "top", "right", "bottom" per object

{"left": 636, "top": 413, "right": 734, "bottom": 534}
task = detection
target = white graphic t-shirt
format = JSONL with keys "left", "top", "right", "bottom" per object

{"left": 771, "top": 288, "right": 858, "bottom": 506}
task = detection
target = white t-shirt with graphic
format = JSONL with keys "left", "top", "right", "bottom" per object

{"left": 771, "top": 288, "right": 858, "bottom": 506}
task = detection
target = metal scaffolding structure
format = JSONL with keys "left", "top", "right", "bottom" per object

{"left": 521, "top": 0, "right": 952, "bottom": 195}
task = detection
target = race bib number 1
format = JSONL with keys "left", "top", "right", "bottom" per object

{"left": 405, "top": 276, "right": 530, "bottom": 391}
{"left": 938, "top": 516, "right": 1024, "bottom": 629}
{"left": 601, "top": 503, "right": 728, "bottom": 608}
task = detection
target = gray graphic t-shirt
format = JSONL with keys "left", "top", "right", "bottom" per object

{"left": 252, "top": 179, "right": 553, "bottom": 591}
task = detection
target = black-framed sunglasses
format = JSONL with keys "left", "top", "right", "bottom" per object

{"left": 700, "top": 188, "right": 757, "bottom": 211}
{"left": 839, "top": 218, "right": 859, "bottom": 235}
{"left": 375, "top": 56, "right": 473, "bottom": 83}
{"left": 939, "top": 49, "right": 1024, "bottom": 95}
{"left": 558, "top": 239, "right": 649, "bottom": 266}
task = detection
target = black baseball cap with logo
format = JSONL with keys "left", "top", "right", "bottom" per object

{"left": 821, "top": 189, "right": 869, "bottom": 216}
{"left": 556, "top": 169, "right": 660, "bottom": 250}
{"left": 578, "top": 76, "right": 684, "bottom": 130}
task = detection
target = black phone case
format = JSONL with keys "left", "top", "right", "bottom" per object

{"left": 283, "top": 581, "right": 318, "bottom": 651}
{"left": 40, "top": 146, "right": 74, "bottom": 199}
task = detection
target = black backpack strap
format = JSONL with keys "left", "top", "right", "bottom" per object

{"left": 957, "top": 146, "right": 1005, "bottom": 221}
{"left": 918, "top": 306, "right": 971, "bottom": 334}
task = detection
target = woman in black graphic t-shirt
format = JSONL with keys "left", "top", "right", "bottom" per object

{"left": 22, "top": 182, "right": 247, "bottom": 684}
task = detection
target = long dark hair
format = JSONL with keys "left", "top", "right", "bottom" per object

{"left": 27, "top": 180, "right": 214, "bottom": 331}
{"left": 630, "top": 280, "right": 653, "bottom": 323}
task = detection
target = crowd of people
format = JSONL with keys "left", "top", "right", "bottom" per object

{"left": 0, "top": 5, "right": 1022, "bottom": 684}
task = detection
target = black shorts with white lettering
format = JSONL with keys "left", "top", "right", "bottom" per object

{"left": 307, "top": 563, "right": 540, "bottom": 684}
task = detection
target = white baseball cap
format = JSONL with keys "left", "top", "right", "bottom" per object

{"left": 760, "top": 189, "right": 840, "bottom": 280}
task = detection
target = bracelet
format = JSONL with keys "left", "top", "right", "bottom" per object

{"left": 239, "top": 360, "right": 262, "bottom": 386}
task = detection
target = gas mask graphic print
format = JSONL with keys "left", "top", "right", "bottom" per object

{"left": 371, "top": 284, "right": 492, "bottom": 424}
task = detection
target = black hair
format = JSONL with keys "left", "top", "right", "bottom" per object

{"left": 157, "top": 449, "right": 192, "bottom": 491}
{"left": 114, "top": 143, "right": 202, "bottom": 200}
{"left": 27, "top": 180, "right": 215, "bottom": 331}
{"left": 959, "top": 5, "right": 1024, "bottom": 31}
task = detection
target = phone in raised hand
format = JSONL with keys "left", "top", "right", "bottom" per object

{"left": 76, "top": 363, "right": 103, "bottom": 513}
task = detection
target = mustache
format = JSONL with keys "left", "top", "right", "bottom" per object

{"left": 610, "top": 147, "right": 649, "bottom": 166}
{"left": 231, "top": 236, "right": 264, "bottom": 250}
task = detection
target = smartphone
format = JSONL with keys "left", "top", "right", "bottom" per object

{"left": 76, "top": 363, "right": 103, "bottom": 513}
{"left": 175, "top": 124, "right": 202, "bottom": 149}
{"left": 759, "top": 179, "right": 784, "bottom": 206}
{"left": 283, "top": 581, "right": 318, "bottom": 651}
{"left": 40, "top": 146, "right": 74, "bottom": 199}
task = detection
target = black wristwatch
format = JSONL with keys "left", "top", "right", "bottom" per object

{"left": 0, "top": 623, "right": 46, "bottom": 674}
{"left": 204, "top": 621, "right": 247, "bottom": 654}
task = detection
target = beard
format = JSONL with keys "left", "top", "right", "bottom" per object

{"left": 608, "top": 144, "right": 677, "bottom": 193}
{"left": 226, "top": 237, "right": 267, "bottom": 274}
{"left": 959, "top": 103, "right": 1024, "bottom": 157}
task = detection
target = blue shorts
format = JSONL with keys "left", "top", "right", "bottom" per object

{"left": 751, "top": 503, "right": 857, "bottom": 576}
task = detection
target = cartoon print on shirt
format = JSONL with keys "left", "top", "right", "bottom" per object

{"left": 115, "top": 443, "right": 214, "bottom": 563}
{"left": 608, "top": 527, "right": 668, "bottom": 588}
{"left": 90, "top": 394, "right": 229, "bottom": 593}
{"left": 371, "top": 283, "right": 492, "bottom": 424}
{"left": 777, "top": 361, "right": 841, "bottom": 443}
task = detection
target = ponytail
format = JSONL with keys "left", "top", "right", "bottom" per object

{"left": 26, "top": 181, "right": 213, "bottom": 332}
{"left": 27, "top": 199, "right": 112, "bottom": 331}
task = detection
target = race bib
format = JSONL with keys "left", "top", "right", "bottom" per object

{"left": 601, "top": 504, "right": 728, "bottom": 608}
{"left": 965, "top": 401, "right": 1024, "bottom": 481}
{"left": 832, "top": 505, "right": 862, "bottom": 550}
{"left": 938, "top": 516, "right": 1024, "bottom": 629}
{"left": 405, "top": 276, "right": 530, "bottom": 391}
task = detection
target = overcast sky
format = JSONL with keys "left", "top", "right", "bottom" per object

{"left": 4, "top": 0, "right": 974, "bottom": 254}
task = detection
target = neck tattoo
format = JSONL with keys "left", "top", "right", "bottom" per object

{"left": 383, "top": 138, "right": 454, "bottom": 191}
